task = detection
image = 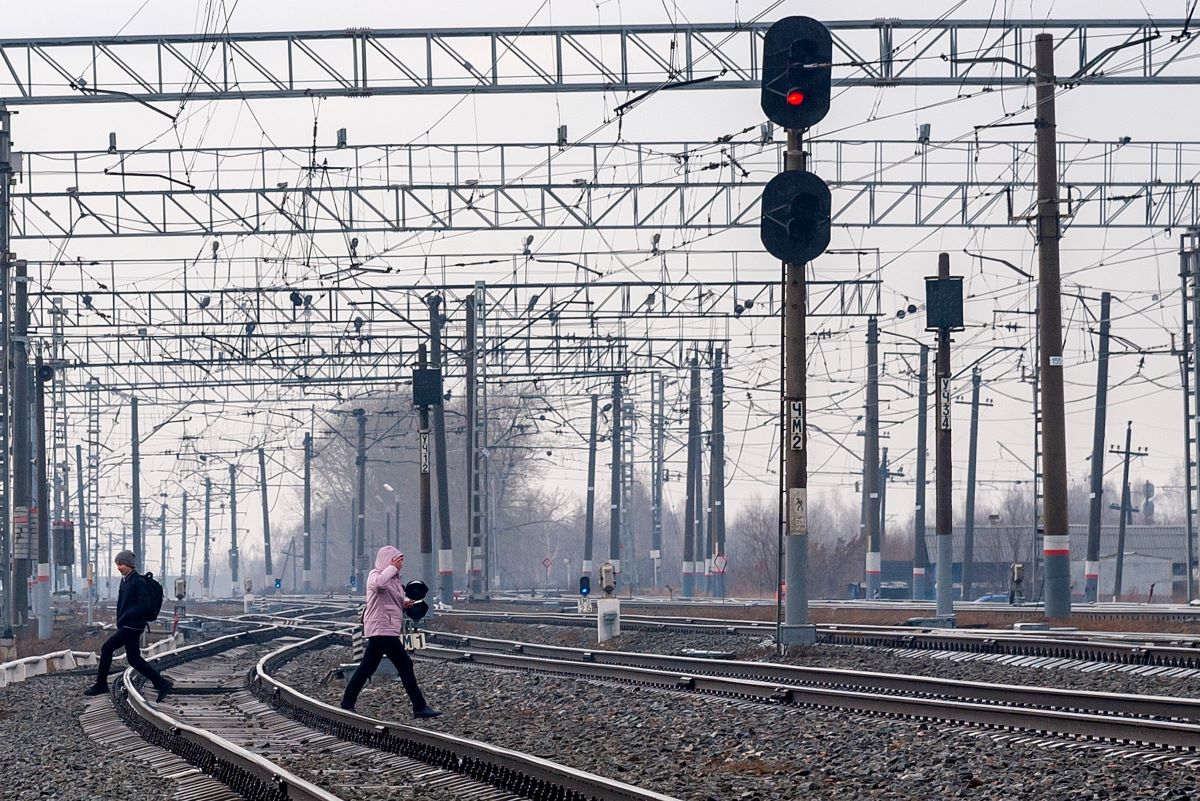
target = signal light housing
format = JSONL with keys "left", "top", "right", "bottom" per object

{"left": 761, "top": 16, "right": 832, "bottom": 130}
{"left": 579, "top": 576, "right": 591, "bottom": 596}
{"left": 760, "top": 170, "right": 832, "bottom": 264}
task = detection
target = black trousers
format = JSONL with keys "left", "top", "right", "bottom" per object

{"left": 341, "top": 636, "right": 427, "bottom": 711}
{"left": 96, "top": 627, "right": 167, "bottom": 689}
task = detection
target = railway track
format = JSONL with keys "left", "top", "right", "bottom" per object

{"left": 435, "top": 608, "right": 1200, "bottom": 668}
{"left": 420, "top": 631, "right": 1200, "bottom": 752}
{"left": 92, "top": 621, "right": 678, "bottom": 801}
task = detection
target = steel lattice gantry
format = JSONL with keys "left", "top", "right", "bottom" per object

{"left": 30, "top": 259, "right": 880, "bottom": 399}
{"left": 12, "top": 137, "right": 1200, "bottom": 236}
{"left": 0, "top": 18, "right": 1195, "bottom": 106}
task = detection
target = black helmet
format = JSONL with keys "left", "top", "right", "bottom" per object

{"left": 404, "top": 580, "right": 429, "bottom": 601}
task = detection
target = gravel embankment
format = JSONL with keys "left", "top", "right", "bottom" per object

{"left": 0, "top": 672, "right": 178, "bottom": 801}
{"left": 275, "top": 638, "right": 1200, "bottom": 801}
{"left": 437, "top": 620, "right": 1200, "bottom": 698}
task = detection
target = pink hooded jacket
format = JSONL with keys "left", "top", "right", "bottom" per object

{"left": 362, "top": 545, "right": 409, "bottom": 637}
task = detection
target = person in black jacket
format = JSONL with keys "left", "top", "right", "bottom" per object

{"left": 82, "top": 550, "right": 173, "bottom": 701}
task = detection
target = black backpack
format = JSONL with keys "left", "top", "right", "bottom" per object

{"left": 142, "top": 572, "right": 165, "bottom": 621}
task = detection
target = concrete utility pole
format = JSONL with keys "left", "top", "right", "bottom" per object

{"left": 257, "top": 447, "right": 274, "bottom": 590}
{"left": 1084, "top": 291, "right": 1113, "bottom": 603}
{"left": 710, "top": 349, "right": 727, "bottom": 599}
{"left": 228, "top": 464, "right": 239, "bottom": 590}
{"left": 1034, "top": 33, "right": 1071, "bottom": 618}
{"left": 912, "top": 345, "right": 931, "bottom": 599}
{"left": 428, "top": 296, "right": 456, "bottom": 602}
{"left": 934, "top": 253, "right": 956, "bottom": 618}
{"left": 354, "top": 409, "right": 367, "bottom": 594}
{"left": 417, "top": 345, "right": 435, "bottom": 595}
{"left": 1109, "top": 421, "right": 1147, "bottom": 601}
{"left": 961, "top": 367, "right": 983, "bottom": 601}
{"left": 131, "top": 396, "right": 142, "bottom": 565}
{"left": 583, "top": 394, "right": 598, "bottom": 579}
{"left": 203, "top": 476, "right": 211, "bottom": 597}
{"left": 34, "top": 351, "right": 51, "bottom": 638}
{"left": 682, "top": 362, "right": 700, "bottom": 597}
{"left": 609, "top": 374, "right": 623, "bottom": 579}
{"left": 864, "top": 317, "right": 882, "bottom": 599}
{"left": 780, "top": 126, "right": 814, "bottom": 643}
{"left": 302, "top": 432, "right": 312, "bottom": 593}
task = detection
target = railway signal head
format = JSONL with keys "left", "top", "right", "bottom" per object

{"left": 579, "top": 576, "right": 591, "bottom": 596}
{"left": 760, "top": 170, "right": 831, "bottom": 264}
{"left": 599, "top": 562, "right": 616, "bottom": 596}
{"left": 761, "top": 16, "right": 832, "bottom": 130}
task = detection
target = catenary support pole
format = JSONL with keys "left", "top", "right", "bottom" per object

{"left": 711, "top": 348, "right": 727, "bottom": 599}
{"left": 158, "top": 501, "right": 166, "bottom": 582}
{"left": 302, "top": 432, "right": 312, "bottom": 593}
{"left": 203, "top": 476, "right": 211, "bottom": 597}
{"left": 76, "top": 444, "right": 90, "bottom": 624}
{"left": 0, "top": 105, "right": 13, "bottom": 647}
{"left": 180, "top": 493, "right": 187, "bottom": 591}
{"left": 1035, "top": 33, "right": 1072, "bottom": 619}
{"left": 321, "top": 507, "right": 328, "bottom": 591}
{"left": 257, "top": 447, "right": 273, "bottom": 590}
{"left": 428, "top": 296, "right": 456, "bottom": 603}
{"left": 464, "top": 294, "right": 482, "bottom": 599}
{"left": 228, "top": 463, "right": 239, "bottom": 591}
{"left": 131, "top": 396, "right": 142, "bottom": 565}
{"left": 1084, "top": 291, "right": 1113, "bottom": 602}
{"left": 961, "top": 367, "right": 982, "bottom": 601}
{"left": 682, "top": 363, "right": 699, "bottom": 597}
{"left": 583, "top": 394, "right": 598, "bottom": 579}
{"left": 34, "top": 351, "right": 51, "bottom": 638}
{"left": 864, "top": 317, "right": 882, "bottom": 599}
{"left": 11, "top": 257, "right": 30, "bottom": 629}
{"left": 609, "top": 374, "right": 624, "bottom": 580}
{"left": 354, "top": 409, "right": 367, "bottom": 595}
{"left": 912, "top": 345, "right": 931, "bottom": 599}
{"left": 935, "top": 253, "right": 955, "bottom": 619}
{"left": 651, "top": 374, "right": 664, "bottom": 586}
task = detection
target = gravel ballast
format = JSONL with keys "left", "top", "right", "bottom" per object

{"left": 274, "top": 629, "right": 1200, "bottom": 801}
{"left": 0, "top": 672, "right": 178, "bottom": 801}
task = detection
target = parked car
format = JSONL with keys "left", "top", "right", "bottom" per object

{"left": 973, "top": 593, "right": 1010, "bottom": 603}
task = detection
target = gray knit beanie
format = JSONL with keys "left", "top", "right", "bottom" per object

{"left": 115, "top": 550, "right": 136, "bottom": 568}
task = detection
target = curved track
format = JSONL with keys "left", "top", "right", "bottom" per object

{"left": 99, "top": 618, "right": 677, "bottom": 801}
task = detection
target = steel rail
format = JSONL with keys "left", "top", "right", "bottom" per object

{"left": 419, "top": 643, "right": 1200, "bottom": 751}
{"left": 427, "top": 631, "right": 1200, "bottom": 722}
{"left": 433, "top": 609, "right": 1200, "bottom": 668}
{"left": 252, "top": 630, "right": 681, "bottom": 801}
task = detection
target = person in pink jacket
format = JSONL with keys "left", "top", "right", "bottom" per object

{"left": 340, "top": 545, "right": 441, "bottom": 717}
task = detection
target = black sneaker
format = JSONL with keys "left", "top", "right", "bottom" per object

{"left": 82, "top": 684, "right": 108, "bottom": 697}
{"left": 413, "top": 706, "right": 441, "bottom": 719}
{"left": 155, "top": 680, "right": 174, "bottom": 702}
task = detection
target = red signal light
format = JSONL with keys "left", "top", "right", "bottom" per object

{"left": 786, "top": 90, "right": 805, "bottom": 106}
